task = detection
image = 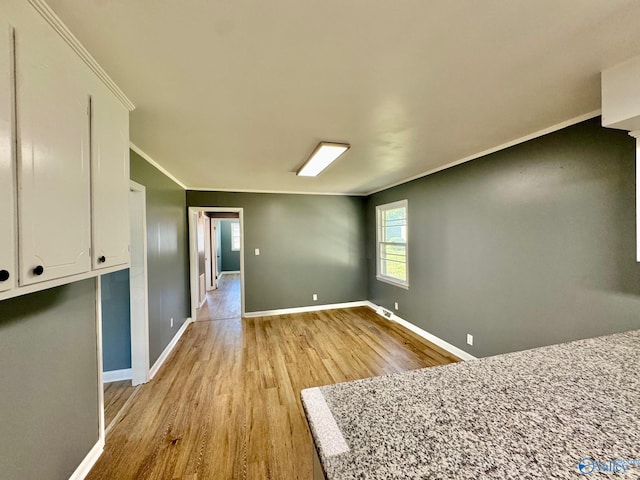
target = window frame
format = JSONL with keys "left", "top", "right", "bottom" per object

{"left": 231, "top": 222, "right": 241, "bottom": 251}
{"left": 376, "top": 199, "right": 409, "bottom": 289}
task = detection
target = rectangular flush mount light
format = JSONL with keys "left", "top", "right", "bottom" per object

{"left": 297, "top": 142, "right": 350, "bottom": 177}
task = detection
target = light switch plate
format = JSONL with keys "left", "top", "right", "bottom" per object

{"left": 255, "top": 248, "right": 260, "bottom": 256}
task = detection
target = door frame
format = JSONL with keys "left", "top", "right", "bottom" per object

{"left": 129, "top": 180, "right": 150, "bottom": 386}
{"left": 96, "top": 180, "right": 150, "bottom": 442}
{"left": 188, "top": 206, "right": 245, "bottom": 318}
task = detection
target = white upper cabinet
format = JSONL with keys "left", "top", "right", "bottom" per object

{"left": 14, "top": 17, "right": 92, "bottom": 286}
{"left": 91, "top": 86, "right": 131, "bottom": 270}
{"left": 602, "top": 55, "right": 640, "bottom": 131}
{"left": 0, "top": 23, "right": 16, "bottom": 292}
{"left": 0, "top": 0, "right": 133, "bottom": 299}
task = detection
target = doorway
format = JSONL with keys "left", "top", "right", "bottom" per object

{"left": 189, "top": 207, "right": 245, "bottom": 320}
{"left": 98, "top": 180, "right": 150, "bottom": 438}
{"left": 128, "top": 180, "right": 150, "bottom": 385}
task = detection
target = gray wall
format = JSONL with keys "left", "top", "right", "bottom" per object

{"left": 101, "top": 269, "right": 131, "bottom": 371}
{"left": 220, "top": 220, "right": 241, "bottom": 271}
{"left": 368, "top": 118, "right": 640, "bottom": 357}
{"left": 0, "top": 280, "right": 99, "bottom": 480}
{"left": 187, "top": 191, "right": 368, "bottom": 312}
{"left": 131, "top": 150, "right": 191, "bottom": 365}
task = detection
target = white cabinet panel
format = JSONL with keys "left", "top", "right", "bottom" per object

{"left": 15, "top": 23, "right": 92, "bottom": 286}
{"left": 91, "top": 87, "right": 130, "bottom": 270}
{"left": 0, "top": 23, "right": 15, "bottom": 292}
{"left": 602, "top": 55, "right": 640, "bottom": 131}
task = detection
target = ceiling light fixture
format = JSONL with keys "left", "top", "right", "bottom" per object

{"left": 297, "top": 142, "right": 350, "bottom": 177}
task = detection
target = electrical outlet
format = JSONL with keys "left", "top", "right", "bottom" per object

{"left": 313, "top": 293, "right": 318, "bottom": 301}
{"left": 170, "top": 317, "right": 174, "bottom": 328}
{"left": 394, "top": 302, "right": 399, "bottom": 310}
{"left": 255, "top": 248, "right": 260, "bottom": 256}
{"left": 467, "top": 334, "right": 473, "bottom": 346}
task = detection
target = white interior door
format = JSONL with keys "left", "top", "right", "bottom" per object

{"left": 204, "top": 216, "right": 213, "bottom": 291}
{"left": 129, "top": 181, "right": 149, "bottom": 386}
{"left": 197, "top": 213, "right": 206, "bottom": 305}
{"left": 213, "top": 220, "right": 221, "bottom": 289}
{"left": 209, "top": 219, "right": 218, "bottom": 289}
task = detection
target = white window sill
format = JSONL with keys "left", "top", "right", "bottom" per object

{"left": 376, "top": 275, "right": 409, "bottom": 290}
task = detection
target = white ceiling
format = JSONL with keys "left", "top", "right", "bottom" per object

{"left": 47, "top": 0, "right": 640, "bottom": 195}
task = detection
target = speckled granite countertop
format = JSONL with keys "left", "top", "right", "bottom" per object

{"left": 302, "top": 330, "right": 640, "bottom": 479}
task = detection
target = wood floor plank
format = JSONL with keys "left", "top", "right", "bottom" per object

{"left": 87, "top": 306, "right": 459, "bottom": 480}
{"left": 197, "top": 273, "right": 241, "bottom": 321}
{"left": 103, "top": 380, "right": 136, "bottom": 428}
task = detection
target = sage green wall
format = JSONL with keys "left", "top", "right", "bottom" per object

{"left": 220, "top": 220, "right": 241, "bottom": 271}
{"left": 186, "top": 191, "right": 367, "bottom": 312}
{"left": 0, "top": 279, "right": 98, "bottom": 480}
{"left": 367, "top": 118, "right": 640, "bottom": 357}
{"left": 130, "top": 150, "right": 191, "bottom": 365}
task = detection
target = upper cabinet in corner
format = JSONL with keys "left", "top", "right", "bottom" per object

{"left": 90, "top": 85, "right": 131, "bottom": 270}
{"left": 602, "top": 55, "right": 640, "bottom": 131}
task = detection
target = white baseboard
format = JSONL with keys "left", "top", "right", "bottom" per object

{"left": 198, "top": 296, "right": 207, "bottom": 308}
{"left": 244, "top": 301, "right": 370, "bottom": 318}
{"left": 102, "top": 368, "right": 132, "bottom": 383}
{"left": 220, "top": 270, "right": 240, "bottom": 275}
{"left": 149, "top": 317, "right": 193, "bottom": 379}
{"left": 366, "top": 302, "right": 476, "bottom": 361}
{"left": 67, "top": 438, "right": 104, "bottom": 480}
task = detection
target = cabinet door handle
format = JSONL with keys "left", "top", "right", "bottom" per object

{"left": 0, "top": 270, "right": 9, "bottom": 282}
{"left": 98, "top": 256, "right": 106, "bottom": 264}
{"left": 33, "top": 265, "right": 44, "bottom": 276}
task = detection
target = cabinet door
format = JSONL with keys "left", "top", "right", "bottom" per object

{"left": 91, "top": 87, "right": 130, "bottom": 269}
{"left": 15, "top": 24, "right": 92, "bottom": 286}
{"left": 0, "top": 23, "right": 15, "bottom": 292}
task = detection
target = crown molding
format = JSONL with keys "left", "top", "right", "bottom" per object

{"left": 188, "top": 186, "right": 366, "bottom": 196}
{"left": 27, "top": 0, "right": 135, "bottom": 111}
{"left": 129, "top": 142, "right": 188, "bottom": 189}
{"left": 365, "top": 109, "right": 602, "bottom": 196}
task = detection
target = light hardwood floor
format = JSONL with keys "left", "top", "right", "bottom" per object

{"left": 88, "top": 307, "right": 459, "bottom": 480}
{"left": 103, "top": 380, "right": 137, "bottom": 428}
{"left": 198, "top": 273, "right": 241, "bottom": 321}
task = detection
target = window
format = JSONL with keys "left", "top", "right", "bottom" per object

{"left": 376, "top": 200, "right": 408, "bottom": 288}
{"left": 231, "top": 222, "right": 241, "bottom": 251}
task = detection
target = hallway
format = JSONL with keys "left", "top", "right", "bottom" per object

{"left": 197, "top": 273, "right": 241, "bottom": 321}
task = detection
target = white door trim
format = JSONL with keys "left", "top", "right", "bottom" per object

{"left": 188, "top": 207, "right": 245, "bottom": 318}
{"left": 95, "top": 276, "right": 106, "bottom": 444}
{"left": 129, "top": 180, "right": 150, "bottom": 386}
